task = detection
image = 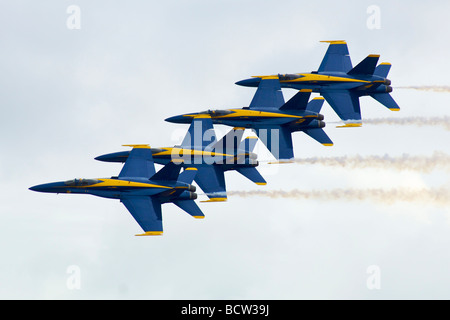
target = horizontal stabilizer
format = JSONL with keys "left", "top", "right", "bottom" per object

{"left": 279, "top": 89, "right": 312, "bottom": 111}
{"left": 370, "top": 93, "right": 400, "bottom": 111}
{"left": 304, "top": 128, "right": 333, "bottom": 146}
{"left": 306, "top": 97, "right": 325, "bottom": 113}
{"left": 178, "top": 167, "right": 198, "bottom": 184}
{"left": 374, "top": 63, "right": 391, "bottom": 78}
{"left": 150, "top": 162, "right": 182, "bottom": 181}
{"left": 173, "top": 200, "right": 204, "bottom": 219}
{"left": 236, "top": 167, "right": 266, "bottom": 185}
{"left": 347, "top": 55, "right": 379, "bottom": 76}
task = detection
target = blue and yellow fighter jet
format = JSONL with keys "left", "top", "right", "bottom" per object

{"left": 235, "top": 40, "right": 399, "bottom": 125}
{"left": 29, "top": 145, "right": 204, "bottom": 236}
{"left": 165, "top": 78, "right": 332, "bottom": 160}
{"left": 96, "top": 115, "right": 266, "bottom": 202}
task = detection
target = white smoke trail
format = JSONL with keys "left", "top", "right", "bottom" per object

{"left": 397, "top": 86, "right": 450, "bottom": 93}
{"left": 291, "top": 152, "right": 450, "bottom": 173}
{"left": 363, "top": 116, "right": 450, "bottom": 131}
{"left": 228, "top": 186, "right": 450, "bottom": 207}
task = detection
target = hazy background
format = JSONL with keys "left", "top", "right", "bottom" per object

{"left": 1, "top": 0, "right": 449, "bottom": 299}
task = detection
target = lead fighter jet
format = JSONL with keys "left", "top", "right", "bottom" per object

{"left": 29, "top": 145, "right": 204, "bottom": 236}
{"left": 236, "top": 40, "right": 400, "bottom": 126}
{"left": 166, "top": 78, "right": 333, "bottom": 160}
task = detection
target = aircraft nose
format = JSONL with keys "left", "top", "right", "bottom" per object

{"left": 235, "top": 77, "right": 261, "bottom": 87}
{"left": 29, "top": 185, "right": 42, "bottom": 192}
{"left": 29, "top": 182, "right": 63, "bottom": 193}
{"left": 165, "top": 115, "right": 185, "bottom": 123}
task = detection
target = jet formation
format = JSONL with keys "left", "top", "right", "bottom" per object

{"left": 30, "top": 41, "right": 399, "bottom": 235}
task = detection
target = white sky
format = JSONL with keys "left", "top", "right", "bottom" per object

{"left": 1, "top": 0, "right": 449, "bottom": 299}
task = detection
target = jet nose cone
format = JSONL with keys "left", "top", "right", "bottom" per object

{"left": 29, "top": 185, "right": 41, "bottom": 192}
{"left": 235, "top": 77, "right": 261, "bottom": 87}
{"left": 165, "top": 115, "right": 185, "bottom": 123}
{"left": 29, "top": 182, "right": 64, "bottom": 193}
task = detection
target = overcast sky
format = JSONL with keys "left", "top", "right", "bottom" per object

{"left": 1, "top": 0, "right": 449, "bottom": 299}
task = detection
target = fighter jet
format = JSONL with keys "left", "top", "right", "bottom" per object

{"left": 96, "top": 115, "right": 266, "bottom": 202}
{"left": 235, "top": 40, "right": 399, "bottom": 125}
{"left": 29, "top": 145, "right": 203, "bottom": 236}
{"left": 166, "top": 78, "right": 333, "bottom": 160}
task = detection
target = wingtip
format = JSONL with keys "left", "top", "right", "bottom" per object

{"left": 320, "top": 40, "right": 347, "bottom": 44}
{"left": 200, "top": 198, "right": 227, "bottom": 203}
{"left": 135, "top": 231, "right": 163, "bottom": 236}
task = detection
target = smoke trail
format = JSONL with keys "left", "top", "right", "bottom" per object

{"left": 228, "top": 186, "right": 450, "bottom": 206}
{"left": 291, "top": 151, "right": 450, "bottom": 173}
{"left": 364, "top": 116, "right": 450, "bottom": 131}
{"left": 397, "top": 86, "right": 450, "bottom": 93}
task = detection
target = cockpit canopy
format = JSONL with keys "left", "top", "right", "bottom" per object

{"left": 278, "top": 74, "right": 304, "bottom": 81}
{"left": 64, "top": 179, "right": 101, "bottom": 186}
{"left": 200, "top": 110, "right": 235, "bottom": 116}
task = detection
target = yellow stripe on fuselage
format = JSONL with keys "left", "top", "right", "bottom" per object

{"left": 89, "top": 179, "right": 172, "bottom": 189}
{"left": 152, "top": 147, "right": 234, "bottom": 158}
{"left": 215, "top": 109, "right": 303, "bottom": 119}
{"left": 280, "top": 73, "right": 370, "bottom": 84}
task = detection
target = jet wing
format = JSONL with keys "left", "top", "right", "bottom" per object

{"left": 249, "top": 78, "right": 285, "bottom": 110}
{"left": 118, "top": 145, "right": 156, "bottom": 178}
{"left": 253, "top": 126, "right": 294, "bottom": 160}
{"left": 180, "top": 115, "right": 216, "bottom": 150}
{"left": 194, "top": 166, "right": 227, "bottom": 202}
{"left": 321, "top": 90, "right": 362, "bottom": 122}
{"left": 120, "top": 196, "right": 163, "bottom": 236}
{"left": 318, "top": 40, "right": 353, "bottom": 73}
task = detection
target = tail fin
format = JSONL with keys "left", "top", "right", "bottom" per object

{"left": 208, "top": 127, "right": 245, "bottom": 154}
{"left": 238, "top": 136, "right": 258, "bottom": 153}
{"left": 279, "top": 89, "right": 312, "bottom": 111}
{"left": 150, "top": 162, "right": 182, "bottom": 181}
{"left": 370, "top": 93, "right": 400, "bottom": 111}
{"left": 347, "top": 55, "right": 379, "bottom": 76}
{"left": 177, "top": 167, "right": 198, "bottom": 184}
{"left": 374, "top": 62, "right": 391, "bottom": 78}
{"left": 236, "top": 167, "right": 266, "bottom": 185}
{"left": 306, "top": 97, "right": 325, "bottom": 113}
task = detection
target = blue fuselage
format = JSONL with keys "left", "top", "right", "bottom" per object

{"left": 165, "top": 108, "right": 325, "bottom": 133}
{"left": 29, "top": 178, "right": 196, "bottom": 201}
{"left": 236, "top": 72, "right": 392, "bottom": 95}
